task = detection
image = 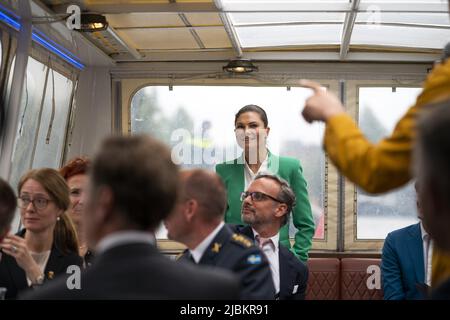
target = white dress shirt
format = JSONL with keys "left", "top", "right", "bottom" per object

{"left": 243, "top": 154, "right": 269, "bottom": 190}
{"left": 420, "top": 222, "right": 433, "bottom": 286}
{"left": 252, "top": 229, "right": 280, "bottom": 294}
{"left": 190, "top": 221, "right": 225, "bottom": 263}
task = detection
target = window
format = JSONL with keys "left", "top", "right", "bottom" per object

{"left": 130, "top": 85, "right": 326, "bottom": 240}
{"left": 9, "top": 57, "right": 74, "bottom": 191}
{"left": 356, "top": 87, "right": 422, "bottom": 239}
{"left": 9, "top": 57, "right": 48, "bottom": 190}
{"left": 31, "top": 67, "right": 73, "bottom": 169}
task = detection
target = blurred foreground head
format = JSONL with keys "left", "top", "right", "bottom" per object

{"left": 164, "top": 169, "right": 227, "bottom": 246}
{"left": 85, "top": 135, "right": 179, "bottom": 247}
{"left": 415, "top": 99, "right": 450, "bottom": 251}
{"left": 0, "top": 178, "right": 16, "bottom": 240}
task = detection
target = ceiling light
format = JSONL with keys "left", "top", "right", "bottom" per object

{"left": 74, "top": 13, "right": 108, "bottom": 32}
{"left": 223, "top": 59, "right": 258, "bottom": 73}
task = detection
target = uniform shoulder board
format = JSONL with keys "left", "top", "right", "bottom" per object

{"left": 175, "top": 250, "right": 188, "bottom": 261}
{"left": 231, "top": 233, "right": 253, "bottom": 248}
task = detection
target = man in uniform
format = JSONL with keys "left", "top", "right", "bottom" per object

{"left": 232, "top": 173, "right": 308, "bottom": 300}
{"left": 165, "top": 169, "right": 275, "bottom": 299}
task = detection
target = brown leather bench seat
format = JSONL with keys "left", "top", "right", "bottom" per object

{"left": 306, "top": 258, "right": 383, "bottom": 300}
{"left": 306, "top": 258, "right": 340, "bottom": 300}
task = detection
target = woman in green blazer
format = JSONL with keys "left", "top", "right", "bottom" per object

{"left": 216, "top": 105, "right": 315, "bottom": 262}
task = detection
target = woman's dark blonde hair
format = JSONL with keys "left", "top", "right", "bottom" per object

{"left": 18, "top": 168, "right": 79, "bottom": 255}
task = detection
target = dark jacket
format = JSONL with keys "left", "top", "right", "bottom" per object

{"left": 431, "top": 278, "right": 450, "bottom": 300}
{"left": 83, "top": 249, "right": 94, "bottom": 268}
{"left": 179, "top": 224, "right": 275, "bottom": 300}
{"left": 0, "top": 230, "right": 82, "bottom": 300}
{"left": 21, "top": 242, "right": 239, "bottom": 299}
{"left": 231, "top": 224, "right": 309, "bottom": 300}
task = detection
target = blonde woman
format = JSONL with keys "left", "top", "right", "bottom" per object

{"left": 0, "top": 168, "right": 82, "bottom": 299}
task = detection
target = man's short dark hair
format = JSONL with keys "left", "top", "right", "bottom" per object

{"left": 254, "top": 173, "right": 296, "bottom": 226}
{"left": 92, "top": 135, "right": 179, "bottom": 231}
{"left": 182, "top": 169, "right": 227, "bottom": 222}
{"left": 0, "top": 178, "right": 16, "bottom": 237}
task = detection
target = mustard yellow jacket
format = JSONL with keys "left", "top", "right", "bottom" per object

{"left": 325, "top": 60, "right": 450, "bottom": 194}
{"left": 323, "top": 60, "right": 450, "bottom": 287}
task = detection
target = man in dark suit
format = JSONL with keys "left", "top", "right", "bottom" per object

{"left": 233, "top": 173, "right": 308, "bottom": 300}
{"left": 0, "top": 178, "right": 16, "bottom": 299}
{"left": 22, "top": 135, "right": 239, "bottom": 299}
{"left": 381, "top": 183, "right": 432, "bottom": 300}
{"left": 0, "top": 178, "right": 16, "bottom": 242}
{"left": 415, "top": 100, "right": 450, "bottom": 299}
{"left": 164, "top": 169, "right": 275, "bottom": 300}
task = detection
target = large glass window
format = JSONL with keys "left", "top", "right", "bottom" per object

{"left": 131, "top": 85, "right": 326, "bottom": 240}
{"left": 9, "top": 57, "right": 74, "bottom": 191}
{"left": 31, "top": 68, "right": 73, "bottom": 169}
{"left": 9, "top": 57, "right": 48, "bottom": 190}
{"left": 356, "top": 87, "right": 422, "bottom": 239}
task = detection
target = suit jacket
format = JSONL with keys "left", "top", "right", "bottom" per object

{"left": 231, "top": 224, "right": 308, "bottom": 300}
{"left": 0, "top": 231, "right": 82, "bottom": 300}
{"left": 216, "top": 151, "right": 315, "bottom": 262}
{"left": 381, "top": 223, "right": 426, "bottom": 300}
{"left": 22, "top": 242, "right": 239, "bottom": 300}
{"left": 179, "top": 224, "right": 275, "bottom": 300}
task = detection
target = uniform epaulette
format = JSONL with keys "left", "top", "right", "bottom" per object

{"left": 230, "top": 233, "right": 253, "bottom": 248}
{"left": 175, "top": 250, "right": 187, "bottom": 261}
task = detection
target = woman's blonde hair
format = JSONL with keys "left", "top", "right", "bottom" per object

{"left": 18, "top": 168, "right": 79, "bottom": 255}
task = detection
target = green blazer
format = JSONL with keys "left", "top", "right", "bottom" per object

{"left": 216, "top": 152, "right": 315, "bottom": 262}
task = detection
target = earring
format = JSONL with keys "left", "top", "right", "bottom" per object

{"left": 57, "top": 216, "right": 60, "bottom": 221}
